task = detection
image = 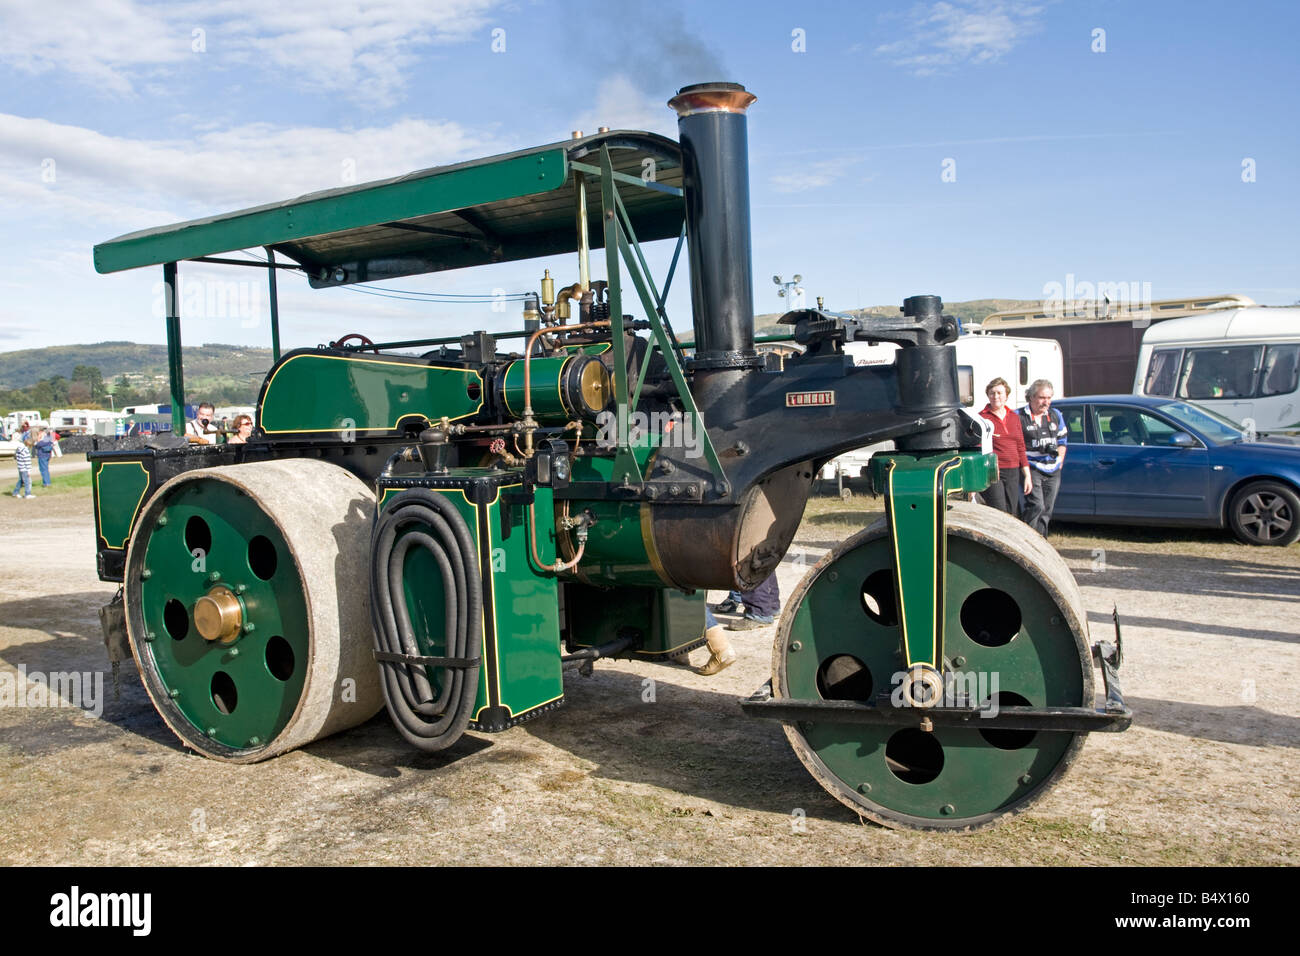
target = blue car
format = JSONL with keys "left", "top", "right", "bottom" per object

{"left": 1050, "top": 395, "right": 1300, "bottom": 546}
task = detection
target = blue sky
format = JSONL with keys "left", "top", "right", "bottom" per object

{"left": 1, "top": 0, "right": 1297, "bottom": 354}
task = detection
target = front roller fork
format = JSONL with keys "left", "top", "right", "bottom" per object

{"left": 872, "top": 452, "right": 990, "bottom": 705}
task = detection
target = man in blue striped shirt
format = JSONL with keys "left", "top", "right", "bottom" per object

{"left": 11, "top": 437, "right": 34, "bottom": 498}
{"left": 1018, "top": 379, "right": 1067, "bottom": 536}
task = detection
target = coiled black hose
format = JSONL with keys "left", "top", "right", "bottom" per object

{"left": 370, "top": 489, "right": 483, "bottom": 751}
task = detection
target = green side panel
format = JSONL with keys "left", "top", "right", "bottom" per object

{"left": 500, "top": 356, "right": 571, "bottom": 423}
{"left": 94, "top": 150, "right": 569, "bottom": 274}
{"left": 782, "top": 532, "right": 1083, "bottom": 822}
{"left": 566, "top": 584, "right": 704, "bottom": 657}
{"left": 261, "top": 354, "right": 483, "bottom": 434}
{"left": 484, "top": 486, "right": 562, "bottom": 718}
{"left": 92, "top": 459, "right": 152, "bottom": 550}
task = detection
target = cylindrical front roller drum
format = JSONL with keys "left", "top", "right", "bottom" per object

{"left": 774, "top": 503, "right": 1094, "bottom": 831}
{"left": 123, "top": 459, "right": 384, "bottom": 762}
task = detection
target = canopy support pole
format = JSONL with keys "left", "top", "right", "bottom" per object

{"left": 265, "top": 247, "right": 282, "bottom": 361}
{"left": 163, "top": 261, "right": 186, "bottom": 434}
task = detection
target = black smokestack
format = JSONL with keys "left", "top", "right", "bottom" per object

{"left": 668, "top": 82, "right": 761, "bottom": 369}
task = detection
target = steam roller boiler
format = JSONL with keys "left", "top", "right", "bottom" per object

{"left": 88, "top": 82, "right": 1130, "bottom": 830}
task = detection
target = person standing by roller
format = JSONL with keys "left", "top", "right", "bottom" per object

{"left": 1018, "top": 379, "right": 1068, "bottom": 536}
{"left": 978, "top": 377, "right": 1031, "bottom": 515}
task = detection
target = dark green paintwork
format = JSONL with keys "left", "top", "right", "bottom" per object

{"left": 136, "top": 479, "right": 308, "bottom": 750}
{"left": 260, "top": 353, "right": 483, "bottom": 434}
{"left": 92, "top": 459, "right": 152, "bottom": 550}
{"left": 782, "top": 529, "right": 1084, "bottom": 822}
{"left": 500, "top": 356, "right": 574, "bottom": 423}
{"left": 94, "top": 151, "right": 569, "bottom": 275}
{"left": 378, "top": 479, "right": 562, "bottom": 723}
{"left": 566, "top": 442, "right": 667, "bottom": 588}
{"left": 871, "top": 451, "right": 996, "bottom": 668}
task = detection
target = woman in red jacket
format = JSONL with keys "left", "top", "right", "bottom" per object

{"left": 979, "top": 377, "right": 1032, "bottom": 514}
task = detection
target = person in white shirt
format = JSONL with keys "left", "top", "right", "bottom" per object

{"left": 186, "top": 402, "right": 221, "bottom": 444}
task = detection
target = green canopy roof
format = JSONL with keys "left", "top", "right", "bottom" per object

{"left": 93, "top": 131, "right": 684, "bottom": 287}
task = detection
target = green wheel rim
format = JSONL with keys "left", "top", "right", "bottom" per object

{"left": 777, "top": 510, "right": 1092, "bottom": 830}
{"left": 134, "top": 478, "right": 308, "bottom": 753}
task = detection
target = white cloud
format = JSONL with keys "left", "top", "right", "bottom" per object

{"left": 876, "top": 1, "right": 1046, "bottom": 75}
{"left": 0, "top": 0, "right": 504, "bottom": 105}
{"left": 0, "top": 0, "right": 187, "bottom": 96}
{"left": 0, "top": 111, "right": 503, "bottom": 231}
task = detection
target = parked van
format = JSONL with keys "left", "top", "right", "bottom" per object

{"left": 2, "top": 410, "right": 47, "bottom": 434}
{"left": 1134, "top": 306, "right": 1300, "bottom": 438}
{"left": 819, "top": 332, "right": 1064, "bottom": 494}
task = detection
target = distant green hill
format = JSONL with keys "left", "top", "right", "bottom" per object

{"left": 0, "top": 342, "right": 274, "bottom": 392}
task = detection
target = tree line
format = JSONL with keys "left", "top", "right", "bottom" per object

{"left": 1, "top": 364, "right": 258, "bottom": 413}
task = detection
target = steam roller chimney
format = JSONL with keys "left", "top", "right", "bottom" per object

{"left": 667, "top": 82, "right": 763, "bottom": 370}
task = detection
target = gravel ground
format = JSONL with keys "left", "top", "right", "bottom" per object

{"left": 0, "top": 488, "right": 1296, "bottom": 866}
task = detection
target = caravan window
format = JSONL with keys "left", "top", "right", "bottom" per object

{"left": 1260, "top": 344, "right": 1300, "bottom": 397}
{"left": 1144, "top": 349, "right": 1182, "bottom": 396}
{"left": 1018, "top": 355, "right": 1029, "bottom": 387}
{"left": 958, "top": 365, "right": 974, "bottom": 406}
{"left": 1176, "top": 346, "right": 1262, "bottom": 400}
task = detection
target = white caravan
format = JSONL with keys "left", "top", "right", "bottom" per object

{"left": 48, "top": 409, "right": 119, "bottom": 435}
{"left": 819, "top": 332, "right": 1065, "bottom": 495}
{"left": 1134, "top": 306, "right": 1300, "bottom": 439}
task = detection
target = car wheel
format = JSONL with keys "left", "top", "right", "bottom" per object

{"left": 1228, "top": 481, "right": 1300, "bottom": 546}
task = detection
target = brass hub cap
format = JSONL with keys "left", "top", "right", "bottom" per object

{"left": 898, "top": 664, "right": 946, "bottom": 709}
{"left": 194, "top": 585, "right": 243, "bottom": 644}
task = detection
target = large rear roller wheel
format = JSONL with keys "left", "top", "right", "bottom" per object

{"left": 124, "top": 459, "right": 384, "bottom": 762}
{"left": 774, "top": 503, "right": 1094, "bottom": 831}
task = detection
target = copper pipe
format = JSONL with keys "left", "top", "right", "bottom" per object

{"left": 529, "top": 501, "right": 585, "bottom": 574}
{"left": 564, "top": 420, "right": 583, "bottom": 456}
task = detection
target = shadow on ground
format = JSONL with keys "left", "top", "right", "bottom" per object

{"left": 1125, "top": 695, "right": 1298, "bottom": 748}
